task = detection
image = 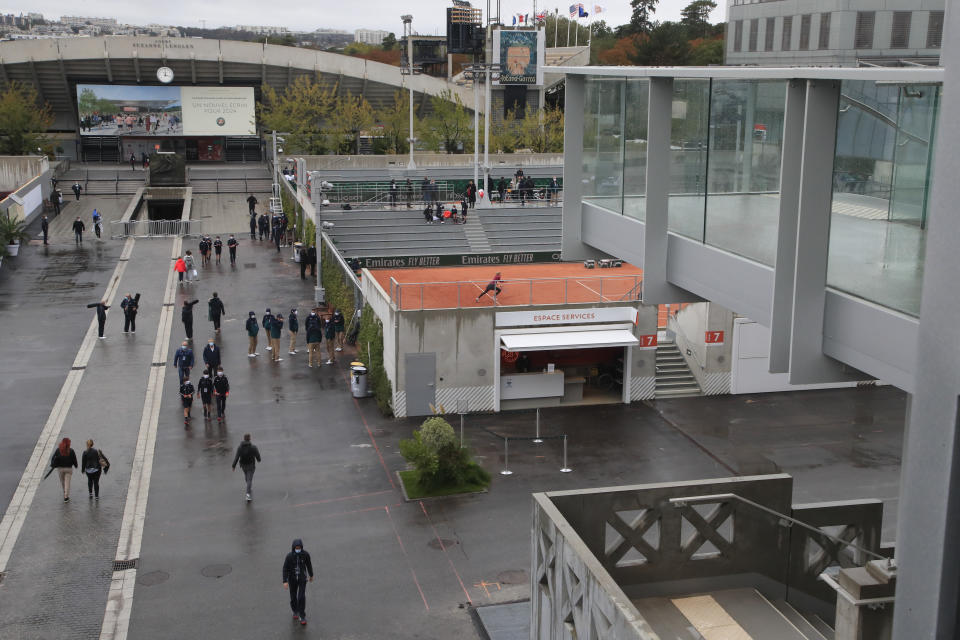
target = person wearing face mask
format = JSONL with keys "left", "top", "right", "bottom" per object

{"left": 269, "top": 312, "right": 284, "bottom": 362}
{"left": 208, "top": 292, "right": 225, "bottom": 333}
{"left": 213, "top": 367, "right": 230, "bottom": 421}
{"left": 202, "top": 339, "right": 221, "bottom": 372}
{"left": 282, "top": 538, "right": 314, "bottom": 625}
{"left": 288, "top": 308, "right": 299, "bottom": 355}
{"left": 245, "top": 311, "right": 259, "bottom": 357}
{"left": 197, "top": 368, "right": 214, "bottom": 419}
{"left": 231, "top": 433, "right": 261, "bottom": 502}
{"left": 262, "top": 308, "right": 273, "bottom": 350}
{"left": 304, "top": 309, "right": 323, "bottom": 368}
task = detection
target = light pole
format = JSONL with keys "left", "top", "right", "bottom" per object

{"left": 401, "top": 15, "right": 417, "bottom": 171}
{"left": 465, "top": 61, "right": 500, "bottom": 208}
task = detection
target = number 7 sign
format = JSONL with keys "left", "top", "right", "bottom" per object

{"left": 638, "top": 334, "right": 658, "bottom": 348}
{"left": 705, "top": 330, "right": 725, "bottom": 345}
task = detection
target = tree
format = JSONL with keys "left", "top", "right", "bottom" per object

{"left": 375, "top": 90, "right": 413, "bottom": 154}
{"left": 328, "top": 91, "right": 374, "bottom": 154}
{"left": 689, "top": 37, "right": 724, "bottom": 65}
{"left": 257, "top": 76, "right": 336, "bottom": 154}
{"left": 381, "top": 32, "right": 397, "bottom": 50}
{"left": 592, "top": 20, "right": 613, "bottom": 39}
{"left": 0, "top": 82, "right": 53, "bottom": 156}
{"left": 629, "top": 0, "right": 659, "bottom": 34}
{"left": 681, "top": 0, "right": 718, "bottom": 38}
{"left": 492, "top": 108, "right": 520, "bottom": 153}
{"left": 631, "top": 22, "right": 693, "bottom": 66}
{"left": 519, "top": 107, "right": 565, "bottom": 153}
{"left": 421, "top": 90, "right": 472, "bottom": 154}
{"left": 597, "top": 35, "right": 642, "bottom": 65}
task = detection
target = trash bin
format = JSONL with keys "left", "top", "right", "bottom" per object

{"left": 350, "top": 362, "right": 368, "bottom": 398}
{"left": 293, "top": 242, "right": 304, "bottom": 262}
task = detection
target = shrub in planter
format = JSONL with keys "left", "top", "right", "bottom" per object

{"left": 399, "top": 417, "right": 490, "bottom": 491}
{"left": 0, "top": 215, "right": 30, "bottom": 256}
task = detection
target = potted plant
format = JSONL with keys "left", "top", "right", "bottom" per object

{"left": 0, "top": 215, "right": 31, "bottom": 257}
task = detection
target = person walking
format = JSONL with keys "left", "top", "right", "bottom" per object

{"left": 324, "top": 314, "right": 337, "bottom": 365}
{"left": 202, "top": 338, "right": 221, "bottom": 372}
{"left": 332, "top": 308, "right": 345, "bottom": 352}
{"left": 288, "top": 308, "right": 299, "bottom": 355}
{"left": 389, "top": 178, "right": 398, "bottom": 207}
{"left": 245, "top": 311, "right": 259, "bottom": 357}
{"left": 307, "top": 245, "right": 317, "bottom": 277}
{"left": 173, "top": 340, "right": 194, "bottom": 385}
{"left": 129, "top": 152, "right": 137, "bottom": 171}
{"left": 300, "top": 247, "right": 309, "bottom": 280}
{"left": 180, "top": 374, "right": 195, "bottom": 424}
{"left": 120, "top": 293, "right": 139, "bottom": 334}
{"left": 73, "top": 217, "right": 85, "bottom": 244}
{"left": 258, "top": 213, "right": 269, "bottom": 241}
{"left": 249, "top": 210, "right": 257, "bottom": 240}
{"left": 247, "top": 194, "right": 258, "bottom": 215}
{"left": 183, "top": 251, "right": 197, "bottom": 283}
{"left": 86, "top": 300, "right": 109, "bottom": 339}
{"left": 282, "top": 539, "right": 314, "bottom": 625}
{"left": 180, "top": 298, "right": 199, "bottom": 340}
{"left": 197, "top": 368, "right": 214, "bottom": 419}
{"left": 304, "top": 309, "right": 323, "bottom": 368}
{"left": 72, "top": 182, "right": 83, "bottom": 201}
{"left": 213, "top": 236, "right": 223, "bottom": 265}
{"left": 41, "top": 214, "right": 49, "bottom": 245}
{"left": 475, "top": 272, "right": 503, "bottom": 303}
{"left": 405, "top": 178, "right": 413, "bottom": 208}
{"left": 49, "top": 437, "right": 78, "bottom": 502}
{"left": 198, "top": 236, "right": 210, "bottom": 266}
{"left": 466, "top": 180, "right": 476, "bottom": 208}
{"left": 208, "top": 292, "right": 225, "bottom": 333}
{"left": 213, "top": 366, "right": 230, "bottom": 421}
{"left": 227, "top": 235, "right": 238, "bottom": 266}
{"left": 92, "top": 209, "right": 103, "bottom": 239}
{"left": 270, "top": 312, "right": 284, "bottom": 362}
{"left": 231, "top": 433, "right": 261, "bottom": 502}
{"left": 174, "top": 256, "right": 187, "bottom": 286}
{"left": 81, "top": 439, "right": 109, "bottom": 499}
{"left": 262, "top": 309, "right": 274, "bottom": 351}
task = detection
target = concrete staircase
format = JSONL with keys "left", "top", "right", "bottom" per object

{"left": 462, "top": 211, "right": 491, "bottom": 252}
{"left": 654, "top": 339, "right": 701, "bottom": 398}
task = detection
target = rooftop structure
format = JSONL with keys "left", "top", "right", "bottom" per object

{"left": 354, "top": 29, "right": 391, "bottom": 45}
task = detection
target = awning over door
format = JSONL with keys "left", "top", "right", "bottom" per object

{"left": 500, "top": 329, "right": 639, "bottom": 352}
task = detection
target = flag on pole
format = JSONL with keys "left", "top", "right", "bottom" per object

{"left": 569, "top": 4, "right": 580, "bottom": 18}
{"left": 578, "top": 5, "right": 589, "bottom": 17}
{"left": 593, "top": 4, "right": 604, "bottom": 14}
{"left": 536, "top": 11, "right": 547, "bottom": 21}
{"left": 512, "top": 15, "right": 517, "bottom": 25}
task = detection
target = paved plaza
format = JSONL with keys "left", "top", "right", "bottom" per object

{"left": 0, "top": 207, "right": 906, "bottom": 638}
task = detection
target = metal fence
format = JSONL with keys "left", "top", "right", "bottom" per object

{"left": 110, "top": 219, "right": 202, "bottom": 239}
{"left": 388, "top": 274, "right": 643, "bottom": 310}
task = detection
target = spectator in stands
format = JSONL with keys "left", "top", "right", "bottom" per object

{"left": 405, "top": 178, "right": 413, "bottom": 208}
{"left": 548, "top": 177, "right": 560, "bottom": 204}
{"left": 389, "top": 179, "right": 398, "bottom": 207}
{"left": 466, "top": 180, "right": 476, "bottom": 209}
{"left": 423, "top": 205, "right": 433, "bottom": 224}
{"left": 421, "top": 177, "right": 430, "bottom": 205}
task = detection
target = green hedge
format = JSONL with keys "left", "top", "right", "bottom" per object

{"left": 320, "top": 242, "right": 355, "bottom": 315}
{"left": 399, "top": 417, "right": 490, "bottom": 491}
{"left": 357, "top": 302, "right": 393, "bottom": 416}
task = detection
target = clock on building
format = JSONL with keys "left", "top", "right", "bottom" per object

{"left": 156, "top": 66, "right": 174, "bottom": 83}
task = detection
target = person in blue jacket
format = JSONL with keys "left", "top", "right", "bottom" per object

{"left": 270, "top": 312, "right": 284, "bottom": 362}
{"left": 173, "top": 341, "right": 194, "bottom": 384}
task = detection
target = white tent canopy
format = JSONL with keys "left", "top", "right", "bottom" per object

{"left": 500, "top": 329, "right": 639, "bottom": 352}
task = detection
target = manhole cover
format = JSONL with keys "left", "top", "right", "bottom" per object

{"left": 427, "top": 538, "right": 458, "bottom": 550}
{"left": 201, "top": 564, "right": 233, "bottom": 578}
{"left": 138, "top": 570, "right": 170, "bottom": 586}
{"left": 497, "top": 570, "right": 528, "bottom": 584}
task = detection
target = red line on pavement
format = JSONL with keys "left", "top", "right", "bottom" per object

{"left": 292, "top": 489, "right": 394, "bottom": 508}
{"left": 385, "top": 505, "right": 430, "bottom": 611}
{"left": 419, "top": 501, "right": 472, "bottom": 604}
{"left": 341, "top": 368, "right": 397, "bottom": 490}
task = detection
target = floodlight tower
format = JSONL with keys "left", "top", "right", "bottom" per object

{"left": 400, "top": 15, "right": 418, "bottom": 170}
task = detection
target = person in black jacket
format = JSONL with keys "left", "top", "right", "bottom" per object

{"left": 282, "top": 538, "right": 314, "bottom": 625}
{"left": 41, "top": 214, "right": 49, "bottom": 245}
{"left": 208, "top": 292, "right": 225, "bottom": 332}
{"left": 306, "top": 246, "right": 317, "bottom": 277}
{"left": 213, "top": 366, "right": 230, "bottom": 421}
{"left": 247, "top": 194, "right": 258, "bottom": 214}
{"left": 181, "top": 299, "right": 199, "bottom": 340}
{"left": 262, "top": 309, "right": 273, "bottom": 351}
{"left": 304, "top": 310, "right": 323, "bottom": 368}
{"left": 245, "top": 311, "right": 259, "bottom": 357}
{"left": 213, "top": 236, "right": 223, "bottom": 265}
{"left": 249, "top": 211, "right": 257, "bottom": 240}
{"left": 227, "top": 235, "right": 238, "bottom": 266}
{"left": 231, "top": 433, "right": 261, "bottom": 501}
{"left": 197, "top": 368, "right": 214, "bottom": 419}
{"left": 202, "top": 339, "right": 221, "bottom": 372}
{"left": 120, "top": 293, "right": 139, "bottom": 334}
{"left": 287, "top": 308, "right": 299, "bottom": 355}
{"left": 258, "top": 213, "right": 269, "bottom": 241}
{"left": 73, "top": 217, "right": 85, "bottom": 244}
{"left": 87, "top": 300, "right": 109, "bottom": 339}
{"left": 50, "top": 437, "right": 78, "bottom": 502}
{"left": 81, "top": 438, "right": 109, "bottom": 499}
{"left": 180, "top": 374, "right": 195, "bottom": 424}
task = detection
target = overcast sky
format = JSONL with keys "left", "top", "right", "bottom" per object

{"left": 13, "top": 0, "right": 726, "bottom": 36}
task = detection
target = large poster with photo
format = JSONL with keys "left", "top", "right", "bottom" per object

{"left": 77, "top": 85, "right": 255, "bottom": 136}
{"left": 494, "top": 29, "right": 545, "bottom": 85}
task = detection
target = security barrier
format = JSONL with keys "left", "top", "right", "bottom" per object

{"left": 110, "top": 219, "right": 202, "bottom": 239}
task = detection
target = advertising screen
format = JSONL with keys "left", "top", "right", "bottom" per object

{"left": 493, "top": 30, "right": 545, "bottom": 86}
{"left": 77, "top": 85, "right": 255, "bottom": 136}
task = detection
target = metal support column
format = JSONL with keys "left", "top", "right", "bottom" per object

{"left": 560, "top": 74, "right": 592, "bottom": 260}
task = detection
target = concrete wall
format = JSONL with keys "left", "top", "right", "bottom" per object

{"left": 670, "top": 302, "right": 735, "bottom": 395}
{"left": 0, "top": 157, "right": 53, "bottom": 225}
{"left": 631, "top": 303, "right": 659, "bottom": 401}
{"left": 0, "top": 157, "right": 49, "bottom": 191}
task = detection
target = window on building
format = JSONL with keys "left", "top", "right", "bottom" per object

{"left": 749, "top": 18, "right": 759, "bottom": 52}
{"left": 799, "top": 14, "right": 811, "bottom": 50}
{"left": 765, "top": 17, "right": 775, "bottom": 51}
{"left": 927, "top": 11, "right": 944, "bottom": 48}
{"left": 782, "top": 16, "right": 793, "bottom": 50}
{"left": 818, "top": 12, "right": 831, "bottom": 49}
{"left": 891, "top": 11, "right": 912, "bottom": 48}
{"left": 734, "top": 20, "right": 743, "bottom": 52}
{"left": 854, "top": 11, "right": 875, "bottom": 49}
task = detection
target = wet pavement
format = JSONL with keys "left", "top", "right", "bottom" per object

{"left": 0, "top": 230, "right": 907, "bottom": 638}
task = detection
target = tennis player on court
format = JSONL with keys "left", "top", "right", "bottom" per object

{"left": 476, "top": 272, "right": 503, "bottom": 303}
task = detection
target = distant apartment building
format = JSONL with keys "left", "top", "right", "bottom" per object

{"left": 60, "top": 16, "right": 118, "bottom": 28}
{"left": 354, "top": 29, "right": 390, "bottom": 45}
{"left": 235, "top": 25, "right": 289, "bottom": 35}
{"left": 725, "top": 0, "right": 943, "bottom": 66}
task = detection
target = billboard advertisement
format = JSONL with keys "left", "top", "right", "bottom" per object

{"left": 493, "top": 29, "right": 545, "bottom": 86}
{"left": 77, "top": 85, "right": 255, "bottom": 136}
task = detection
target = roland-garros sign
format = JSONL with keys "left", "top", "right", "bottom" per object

{"left": 496, "top": 307, "right": 639, "bottom": 327}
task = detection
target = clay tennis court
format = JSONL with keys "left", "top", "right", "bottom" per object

{"left": 370, "top": 262, "right": 645, "bottom": 310}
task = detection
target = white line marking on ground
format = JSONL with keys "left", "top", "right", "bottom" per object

{"left": 0, "top": 237, "right": 135, "bottom": 572}
{"left": 99, "top": 237, "right": 181, "bottom": 640}
{"left": 574, "top": 279, "right": 609, "bottom": 301}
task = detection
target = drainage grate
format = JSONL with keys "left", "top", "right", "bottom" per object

{"left": 113, "top": 559, "right": 138, "bottom": 571}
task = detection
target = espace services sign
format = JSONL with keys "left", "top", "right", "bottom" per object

{"left": 496, "top": 307, "right": 638, "bottom": 328}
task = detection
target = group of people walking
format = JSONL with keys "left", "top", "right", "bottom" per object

{"left": 245, "top": 307, "right": 345, "bottom": 367}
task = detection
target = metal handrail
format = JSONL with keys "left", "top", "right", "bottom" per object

{"left": 668, "top": 492, "right": 888, "bottom": 563}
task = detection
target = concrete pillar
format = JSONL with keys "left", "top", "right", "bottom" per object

{"left": 560, "top": 74, "right": 592, "bottom": 260}
{"left": 893, "top": 5, "right": 960, "bottom": 636}
{"left": 833, "top": 561, "right": 896, "bottom": 640}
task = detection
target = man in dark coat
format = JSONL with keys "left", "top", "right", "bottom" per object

{"left": 262, "top": 309, "right": 274, "bottom": 351}
{"left": 246, "top": 194, "right": 258, "bottom": 214}
{"left": 258, "top": 213, "right": 269, "bottom": 241}
{"left": 86, "top": 300, "right": 109, "bottom": 338}
{"left": 227, "top": 235, "right": 238, "bottom": 266}
{"left": 305, "top": 310, "right": 323, "bottom": 368}
{"left": 306, "top": 246, "right": 317, "bottom": 277}
{"left": 231, "top": 433, "right": 261, "bottom": 501}
{"left": 208, "top": 292, "right": 225, "bottom": 332}
{"left": 41, "top": 215, "right": 49, "bottom": 245}
{"left": 249, "top": 211, "right": 257, "bottom": 240}
{"left": 202, "top": 339, "right": 221, "bottom": 372}
{"left": 73, "top": 217, "right": 85, "bottom": 244}
{"left": 181, "top": 299, "right": 199, "bottom": 340}
{"left": 282, "top": 538, "right": 314, "bottom": 625}
{"left": 120, "top": 293, "right": 139, "bottom": 333}
{"left": 245, "top": 311, "right": 259, "bottom": 357}
{"left": 72, "top": 182, "right": 82, "bottom": 200}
